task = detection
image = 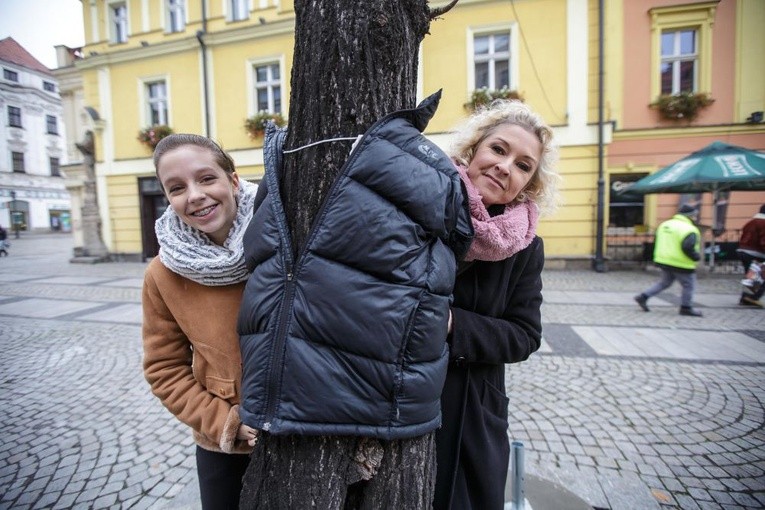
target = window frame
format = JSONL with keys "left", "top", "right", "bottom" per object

{"left": 140, "top": 77, "right": 171, "bottom": 127}
{"left": 43, "top": 81, "right": 56, "bottom": 92}
{"left": 649, "top": 2, "right": 716, "bottom": 99}
{"left": 46, "top": 115, "right": 59, "bottom": 135}
{"left": 12, "top": 152, "right": 25, "bottom": 173}
{"left": 228, "top": 0, "right": 250, "bottom": 21}
{"left": 8, "top": 106, "right": 22, "bottom": 128}
{"left": 248, "top": 58, "right": 284, "bottom": 116}
{"left": 3, "top": 68, "right": 19, "bottom": 82}
{"left": 660, "top": 29, "right": 698, "bottom": 95}
{"left": 467, "top": 24, "right": 518, "bottom": 96}
{"left": 166, "top": 0, "right": 186, "bottom": 33}
{"left": 50, "top": 157, "right": 61, "bottom": 177}
{"left": 109, "top": 1, "right": 129, "bottom": 44}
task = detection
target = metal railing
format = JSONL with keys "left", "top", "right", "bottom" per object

{"left": 606, "top": 227, "right": 744, "bottom": 273}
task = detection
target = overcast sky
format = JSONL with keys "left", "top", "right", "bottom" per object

{"left": 0, "top": 0, "right": 85, "bottom": 69}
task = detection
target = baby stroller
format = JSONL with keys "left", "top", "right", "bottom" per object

{"left": 741, "top": 260, "right": 764, "bottom": 307}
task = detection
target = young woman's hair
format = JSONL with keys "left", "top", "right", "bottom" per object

{"left": 153, "top": 133, "right": 236, "bottom": 184}
{"left": 450, "top": 100, "right": 561, "bottom": 214}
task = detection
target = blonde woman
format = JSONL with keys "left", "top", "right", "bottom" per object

{"left": 434, "top": 100, "right": 560, "bottom": 510}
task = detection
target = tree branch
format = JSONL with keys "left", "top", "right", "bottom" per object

{"left": 428, "top": 0, "right": 459, "bottom": 20}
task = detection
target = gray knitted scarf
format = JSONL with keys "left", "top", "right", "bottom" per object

{"left": 155, "top": 180, "right": 258, "bottom": 286}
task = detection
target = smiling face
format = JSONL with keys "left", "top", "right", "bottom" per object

{"left": 466, "top": 123, "right": 542, "bottom": 208}
{"left": 157, "top": 145, "right": 240, "bottom": 246}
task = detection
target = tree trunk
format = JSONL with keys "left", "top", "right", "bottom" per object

{"left": 241, "top": 1, "right": 458, "bottom": 507}
{"left": 239, "top": 433, "right": 437, "bottom": 509}
{"left": 281, "top": 0, "right": 431, "bottom": 255}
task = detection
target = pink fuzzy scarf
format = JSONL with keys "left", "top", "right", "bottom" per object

{"left": 456, "top": 164, "right": 539, "bottom": 262}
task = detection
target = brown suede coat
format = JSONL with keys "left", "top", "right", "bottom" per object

{"left": 142, "top": 258, "right": 251, "bottom": 454}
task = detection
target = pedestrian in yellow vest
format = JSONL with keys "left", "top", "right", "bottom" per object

{"left": 635, "top": 204, "right": 704, "bottom": 317}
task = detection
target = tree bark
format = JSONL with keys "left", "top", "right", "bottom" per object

{"left": 240, "top": 433, "right": 436, "bottom": 509}
{"left": 241, "top": 1, "right": 458, "bottom": 507}
{"left": 281, "top": 0, "right": 432, "bottom": 255}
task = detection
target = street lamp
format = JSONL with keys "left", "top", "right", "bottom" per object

{"left": 9, "top": 190, "right": 19, "bottom": 239}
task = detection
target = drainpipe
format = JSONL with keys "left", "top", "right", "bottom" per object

{"left": 196, "top": 0, "right": 210, "bottom": 137}
{"left": 592, "top": 0, "right": 607, "bottom": 272}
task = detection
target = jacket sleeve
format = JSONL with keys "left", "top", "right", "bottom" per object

{"left": 448, "top": 238, "right": 544, "bottom": 364}
{"left": 681, "top": 233, "right": 701, "bottom": 261}
{"left": 142, "top": 270, "right": 242, "bottom": 453}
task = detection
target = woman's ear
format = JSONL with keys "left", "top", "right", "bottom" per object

{"left": 231, "top": 172, "right": 240, "bottom": 191}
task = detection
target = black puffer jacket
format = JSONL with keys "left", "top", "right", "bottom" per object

{"left": 238, "top": 92, "right": 473, "bottom": 440}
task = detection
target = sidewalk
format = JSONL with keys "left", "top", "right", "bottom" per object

{"left": 0, "top": 233, "right": 762, "bottom": 509}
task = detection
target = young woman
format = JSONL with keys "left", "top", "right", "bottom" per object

{"left": 434, "top": 100, "right": 560, "bottom": 510}
{"left": 142, "top": 134, "right": 260, "bottom": 510}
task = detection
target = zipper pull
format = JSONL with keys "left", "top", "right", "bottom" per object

{"left": 286, "top": 272, "right": 293, "bottom": 281}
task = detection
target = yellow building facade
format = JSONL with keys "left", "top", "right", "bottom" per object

{"left": 75, "top": 0, "right": 764, "bottom": 263}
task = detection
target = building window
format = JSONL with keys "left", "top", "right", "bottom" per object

{"left": 43, "top": 81, "right": 56, "bottom": 92}
{"left": 167, "top": 0, "right": 186, "bottom": 32}
{"left": 649, "top": 3, "right": 716, "bottom": 99}
{"left": 230, "top": 0, "right": 249, "bottom": 21}
{"left": 254, "top": 63, "right": 281, "bottom": 114}
{"left": 146, "top": 81, "right": 169, "bottom": 125}
{"left": 8, "top": 106, "right": 21, "bottom": 128}
{"left": 473, "top": 32, "right": 511, "bottom": 90}
{"left": 111, "top": 2, "right": 128, "bottom": 43}
{"left": 12, "top": 152, "right": 25, "bottom": 173}
{"left": 3, "top": 68, "right": 19, "bottom": 82}
{"left": 609, "top": 174, "right": 647, "bottom": 228}
{"left": 50, "top": 157, "right": 61, "bottom": 176}
{"left": 46, "top": 115, "right": 59, "bottom": 135}
{"left": 255, "top": 64, "right": 282, "bottom": 113}
{"left": 660, "top": 30, "right": 697, "bottom": 95}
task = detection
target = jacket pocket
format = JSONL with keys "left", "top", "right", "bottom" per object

{"left": 481, "top": 379, "right": 509, "bottom": 424}
{"left": 207, "top": 376, "right": 236, "bottom": 400}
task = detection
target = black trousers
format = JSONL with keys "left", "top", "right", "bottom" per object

{"left": 196, "top": 446, "right": 251, "bottom": 510}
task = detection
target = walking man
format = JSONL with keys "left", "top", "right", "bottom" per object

{"left": 635, "top": 204, "right": 703, "bottom": 317}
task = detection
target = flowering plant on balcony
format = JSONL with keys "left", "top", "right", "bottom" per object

{"left": 465, "top": 87, "right": 523, "bottom": 111}
{"left": 138, "top": 125, "right": 174, "bottom": 150}
{"left": 244, "top": 111, "right": 286, "bottom": 139}
{"left": 651, "top": 92, "right": 714, "bottom": 121}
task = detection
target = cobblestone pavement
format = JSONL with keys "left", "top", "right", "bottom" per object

{"left": 0, "top": 233, "right": 762, "bottom": 509}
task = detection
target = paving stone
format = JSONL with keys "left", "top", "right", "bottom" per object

{"left": 92, "top": 493, "right": 118, "bottom": 509}
{"left": 31, "top": 491, "right": 61, "bottom": 510}
{"left": 74, "top": 488, "right": 101, "bottom": 504}
{"left": 708, "top": 490, "right": 738, "bottom": 505}
{"left": 15, "top": 489, "right": 43, "bottom": 505}
{"left": 731, "top": 492, "right": 762, "bottom": 507}
{"left": 674, "top": 494, "right": 702, "bottom": 509}
{"left": 52, "top": 492, "right": 78, "bottom": 509}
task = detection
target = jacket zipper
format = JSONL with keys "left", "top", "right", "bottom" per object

{"left": 262, "top": 268, "right": 295, "bottom": 431}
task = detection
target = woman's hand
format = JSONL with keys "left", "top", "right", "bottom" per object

{"left": 237, "top": 424, "right": 259, "bottom": 446}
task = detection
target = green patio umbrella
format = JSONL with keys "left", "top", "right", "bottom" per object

{"left": 626, "top": 141, "right": 765, "bottom": 267}
{"left": 628, "top": 141, "right": 765, "bottom": 194}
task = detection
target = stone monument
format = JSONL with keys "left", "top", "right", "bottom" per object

{"left": 70, "top": 130, "right": 109, "bottom": 262}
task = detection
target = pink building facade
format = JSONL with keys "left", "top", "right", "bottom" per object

{"left": 606, "top": 0, "right": 764, "bottom": 240}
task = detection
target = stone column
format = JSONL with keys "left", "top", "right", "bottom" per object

{"left": 71, "top": 131, "right": 109, "bottom": 262}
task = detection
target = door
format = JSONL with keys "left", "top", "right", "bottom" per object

{"left": 139, "top": 177, "right": 169, "bottom": 260}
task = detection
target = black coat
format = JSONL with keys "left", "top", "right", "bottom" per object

{"left": 238, "top": 92, "right": 473, "bottom": 440}
{"left": 434, "top": 236, "right": 544, "bottom": 510}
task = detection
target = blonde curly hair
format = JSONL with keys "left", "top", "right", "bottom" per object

{"left": 450, "top": 100, "right": 560, "bottom": 215}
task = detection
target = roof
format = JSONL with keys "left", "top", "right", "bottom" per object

{"left": 0, "top": 37, "right": 52, "bottom": 76}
